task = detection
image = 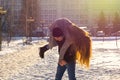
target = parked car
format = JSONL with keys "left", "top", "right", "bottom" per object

{"left": 111, "top": 31, "right": 120, "bottom": 36}
{"left": 96, "top": 31, "right": 105, "bottom": 37}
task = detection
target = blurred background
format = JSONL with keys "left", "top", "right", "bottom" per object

{"left": 0, "top": 0, "right": 120, "bottom": 38}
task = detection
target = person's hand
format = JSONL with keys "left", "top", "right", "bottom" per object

{"left": 59, "top": 60, "right": 67, "bottom": 66}
{"left": 39, "top": 45, "right": 49, "bottom": 58}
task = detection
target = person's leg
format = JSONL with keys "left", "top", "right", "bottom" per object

{"left": 66, "top": 62, "right": 76, "bottom": 80}
{"left": 55, "top": 64, "right": 66, "bottom": 80}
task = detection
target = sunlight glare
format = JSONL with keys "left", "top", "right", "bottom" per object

{"left": 90, "top": 0, "right": 117, "bottom": 10}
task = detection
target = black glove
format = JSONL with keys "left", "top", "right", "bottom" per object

{"left": 39, "top": 45, "right": 49, "bottom": 58}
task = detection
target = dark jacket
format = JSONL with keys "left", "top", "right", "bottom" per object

{"left": 56, "top": 38, "right": 76, "bottom": 63}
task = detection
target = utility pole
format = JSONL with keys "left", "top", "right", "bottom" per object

{"left": 0, "top": 7, "right": 7, "bottom": 51}
{"left": 25, "top": 0, "right": 28, "bottom": 38}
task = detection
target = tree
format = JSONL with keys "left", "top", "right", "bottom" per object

{"left": 0, "top": 7, "right": 7, "bottom": 51}
{"left": 97, "top": 11, "right": 107, "bottom": 32}
{"left": 112, "top": 12, "right": 120, "bottom": 33}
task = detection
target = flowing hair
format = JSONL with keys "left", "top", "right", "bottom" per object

{"left": 69, "top": 24, "right": 92, "bottom": 68}
{"left": 49, "top": 18, "right": 92, "bottom": 68}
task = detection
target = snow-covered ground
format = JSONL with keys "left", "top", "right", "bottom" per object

{"left": 0, "top": 37, "right": 120, "bottom": 80}
{"left": 0, "top": 37, "right": 47, "bottom": 55}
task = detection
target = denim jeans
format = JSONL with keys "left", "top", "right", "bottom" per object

{"left": 55, "top": 62, "right": 76, "bottom": 80}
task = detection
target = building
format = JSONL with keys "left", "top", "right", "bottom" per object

{"left": 0, "top": 0, "right": 24, "bottom": 36}
{"left": 38, "top": 0, "right": 88, "bottom": 27}
{"left": 38, "top": 0, "right": 120, "bottom": 30}
{"left": 0, "top": 0, "right": 38, "bottom": 36}
{"left": 0, "top": 0, "right": 120, "bottom": 36}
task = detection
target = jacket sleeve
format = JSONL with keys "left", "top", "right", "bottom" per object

{"left": 48, "top": 26, "right": 58, "bottom": 49}
{"left": 59, "top": 27, "right": 73, "bottom": 60}
{"left": 48, "top": 35, "right": 58, "bottom": 49}
{"left": 59, "top": 39, "right": 72, "bottom": 60}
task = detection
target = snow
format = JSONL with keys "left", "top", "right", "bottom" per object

{"left": 0, "top": 37, "right": 120, "bottom": 80}
{"left": 0, "top": 37, "right": 48, "bottom": 56}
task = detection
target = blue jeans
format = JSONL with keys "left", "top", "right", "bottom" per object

{"left": 55, "top": 62, "right": 76, "bottom": 80}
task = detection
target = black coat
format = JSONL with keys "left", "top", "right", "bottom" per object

{"left": 56, "top": 38, "right": 76, "bottom": 63}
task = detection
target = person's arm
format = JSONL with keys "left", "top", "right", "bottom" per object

{"left": 48, "top": 34, "right": 58, "bottom": 49}
{"left": 59, "top": 40, "right": 72, "bottom": 60}
{"left": 58, "top": 43, "right": 71, "bottom": 66}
